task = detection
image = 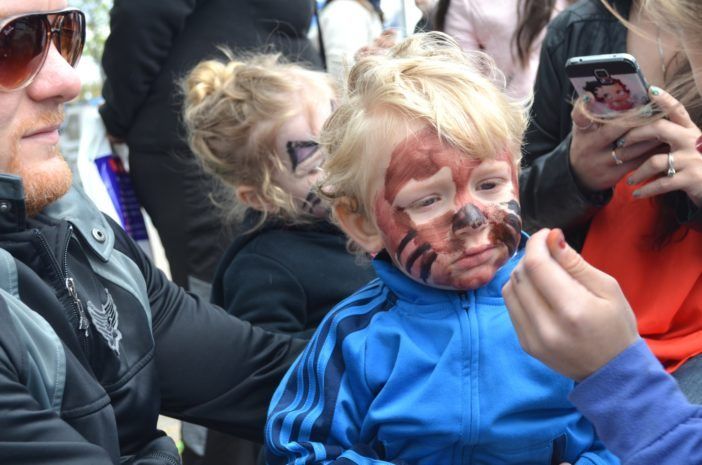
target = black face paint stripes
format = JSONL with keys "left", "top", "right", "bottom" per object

{"left": 405, "top": 242, "right": 431, "bottom": 275}
{"left": 396, "top": 230, "right": 418, "bottom": 261}
{"left": 419, "top": 252, "right": 437, "bottom": 282}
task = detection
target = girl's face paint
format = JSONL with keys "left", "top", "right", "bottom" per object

{"left": 373, "top": 130, "right": 521, "bottom": 290}
{"left": 273, "top": 95, "right": 332, "bottom": 218}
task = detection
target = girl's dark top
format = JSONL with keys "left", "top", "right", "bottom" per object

{"left": 210, "top": 210, "right": 376, "bottom": 335}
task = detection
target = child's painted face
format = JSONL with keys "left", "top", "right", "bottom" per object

{"left": 273, "top": 95, "right": 333, "bottom": 217}
{"left": 373, "top": 129, "right": 521, "bottom": 290}
{"left": 595, "top": 82, "right": 633, "bottom": 111}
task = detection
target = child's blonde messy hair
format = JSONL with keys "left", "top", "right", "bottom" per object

{"left": 182, "top": 52, "right": 336, "bottom": 228}
{"left": 319, "top": 32, "right": 529, "bottom": 223}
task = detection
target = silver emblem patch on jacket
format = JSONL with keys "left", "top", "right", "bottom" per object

{"left": 86, "top": 289, "right": 123, "bottom": 355}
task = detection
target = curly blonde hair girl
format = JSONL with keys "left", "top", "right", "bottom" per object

{"left": 182, "top": 52, "right": 336, "bottom": 228}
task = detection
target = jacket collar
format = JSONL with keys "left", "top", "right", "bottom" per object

{"left": 0, "top": 175, "right": 114, "bottom": 260}
{"left": 42, "top": 184, "right": 115, "bottom": 261}
{"left": 371, "top": 232, "right": 528, "bottom": 306}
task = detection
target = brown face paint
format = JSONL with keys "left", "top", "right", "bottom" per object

{"left": 374, "top": 129, "right": 521, "bottom": 290}
{"left": 452, "top": 204, "right": 487, "bottom": 234}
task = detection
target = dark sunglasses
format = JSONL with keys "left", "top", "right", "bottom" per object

{"left": 286, "top": 140, "right": 320, "bottom": 171}
{"left": 0, "top": 8, "right": 85, "bottom": 91}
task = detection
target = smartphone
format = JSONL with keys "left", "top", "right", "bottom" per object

{"left": 565, "top": 53, "right": 651, "bottom": 118}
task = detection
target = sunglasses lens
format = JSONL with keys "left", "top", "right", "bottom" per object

{"left": 54, "top": 11, "right": 84, "bottom": 67}
{"left": 0, "top": 15, "right": 48, "bottom": 90}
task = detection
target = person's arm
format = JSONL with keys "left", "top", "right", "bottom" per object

{"left": 0, "top": 299, "right": 114, "bottom": 464}
{"left": 519, "top": 26, "right": 604, "bottom": 234}
{"left": 503, "top": 229, "right": 702, "bottom": 464}
{"left": 99, "top": 0, "right": 202, "bottom": 138}
{"left": 570, "top": 340, "right": 702, "bottom": 464}
{"left": 221, "top": 253, "right": 308, "bottom": 333}
{"left": 265, "top": 288, "right": 404, "bottom": 465}
{"left": 118, "top": 227, "right": 306, "bottom": 443}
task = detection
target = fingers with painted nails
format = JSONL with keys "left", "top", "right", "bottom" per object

{"left": 502, "top": 228, "right": 640, "bottom": 382}
{"left": 569, "top": 93, "right": 659, "bottom": 193}
{"left": 619, "top": 86, "right": 702, "bottom": 206}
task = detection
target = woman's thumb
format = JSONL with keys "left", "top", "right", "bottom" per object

{"left": 545, "top": 229, "right": 605, "bottom": 288}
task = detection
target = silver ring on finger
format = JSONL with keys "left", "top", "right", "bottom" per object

{"left": 667, "top": 153, "right": 676, "bottom": 177}
{"left": 611, "top": 148, "right": 624, "bottom": 166}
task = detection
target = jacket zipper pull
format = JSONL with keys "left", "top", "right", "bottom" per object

{"left": 66, "top": 277, "right": 90, "bottom": 336}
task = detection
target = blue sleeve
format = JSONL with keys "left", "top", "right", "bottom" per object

{"left": 575, "top": 438, "right": 619, "bottom": 465}
{"left": 570, "top": 339, "right": 702, "bottom": 465}
{"left": 264, "top": 284, "right": 405, "bottom": 465}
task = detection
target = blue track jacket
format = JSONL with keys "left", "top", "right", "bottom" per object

{"left": 265, "top": 245, "right": 619, "bottom": 465}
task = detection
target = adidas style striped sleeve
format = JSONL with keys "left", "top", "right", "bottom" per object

{"left": 264, "top": 282, "right": 404, "bottom": 465}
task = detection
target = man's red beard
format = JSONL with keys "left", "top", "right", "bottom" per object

{"left": 7, "top": 112, "right": 73, "bottom": 217}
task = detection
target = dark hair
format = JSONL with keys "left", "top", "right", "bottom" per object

{"left": 583, "top": 77, "right": 630, "bottom": 102}
{"left": 433, "top": 0, "right": 451, "bottom": 32}
{"left": 513, "top": 0, "right": 559, "bottom": 67}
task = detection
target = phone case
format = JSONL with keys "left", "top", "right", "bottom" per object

{"left": 565, "top": 53, "right": 650, "bottom": 117}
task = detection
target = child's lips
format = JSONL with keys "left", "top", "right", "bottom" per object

{"left": 452, "top": 244, "right": 497, "bottom": 268}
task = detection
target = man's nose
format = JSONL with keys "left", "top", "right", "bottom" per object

{"left": 452, "top": 204, "right": 487, "bottom": 235}
{"left": 26, "top": 44, "right": 81, "bottom": 104}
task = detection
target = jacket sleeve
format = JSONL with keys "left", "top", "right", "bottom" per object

{"left": 221, "top": 253, "right": 307, "bottom": 334}
{"left": 119, "top": 228, "right": 306, "bottom": 443}
{"left": 265, "top": 290, "right": 405, "bottom": 465}
{"left": 0, "top": 303, "right": 113, "bottom": 464}
{"left": 519, "top": 27, "right": 611, "bottom": 234}
{"left": 519, "top": 134, "right": 611, "bottom": 234}
{"left": 570, "top": 340, "right": 702, "bottom": 465}
{"left": 442, "top": 0, "right": 479, "bottom": 53}
{"left": 99, "top": 0, "right": 201, "bottom": 137}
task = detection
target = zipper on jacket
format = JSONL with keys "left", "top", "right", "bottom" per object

{"left": 65, "top": 276, "right": 89, "bottom": 336}
{"left": 460, "top": 292, "right": 470, "bottom": 312}
{"left": 458, "top": 291, "right": 480, "bottom": 462}
{"left": 34, "top": 226, "right": 90, "bottom": 345}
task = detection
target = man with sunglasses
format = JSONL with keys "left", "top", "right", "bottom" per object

{"left": 0, "top": 2, "right": 304, "bottom": 464}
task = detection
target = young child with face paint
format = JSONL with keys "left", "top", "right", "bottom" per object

{"left": 182, "top": 53, "right": 376, "bottom": 334}
{"left": 264, "top": 33, "right": 618, "bottom": 465}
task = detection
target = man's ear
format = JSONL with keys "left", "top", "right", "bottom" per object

{"left": 334, "top": 199, "right": 384, "bottom": 254}
{"left": 236, "top": 185, "right": 271, "bottom": 212}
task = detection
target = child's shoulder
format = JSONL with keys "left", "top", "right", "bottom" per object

{"left": 310, "top": 278, "right": 393, "bottom": 340}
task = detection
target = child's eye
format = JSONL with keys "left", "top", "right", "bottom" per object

{"left": 477, "top": 179, "right": 501, "bottom": 191}
{"left": 409, "top": 195, "right": 440, "bottom": 209}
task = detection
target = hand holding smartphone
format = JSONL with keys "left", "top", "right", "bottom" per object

{"left": 565, "top": 53, "right": 651, "bottom": 118}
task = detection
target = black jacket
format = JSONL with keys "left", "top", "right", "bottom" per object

{"left": 518, "top": 0, "right": 702, "bottom": 248}
{"left": 211, "top": 211, "right": 375, "bottom": 335}
{"left": 0, "top": 175, "right": 304, "bottom": 465}
{"left": 100, "top": 0, "right": 322, "bottom": 152}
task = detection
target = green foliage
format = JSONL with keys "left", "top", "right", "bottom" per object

{"left": 69, "top": 0, "right": 112, "bottom": 100}
{"left": 70, "top": 0, "right": 111, "bottom": 63}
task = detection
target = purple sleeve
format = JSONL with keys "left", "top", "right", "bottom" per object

{"left": 569, "top": 339, "right": 702, "bottom": 464}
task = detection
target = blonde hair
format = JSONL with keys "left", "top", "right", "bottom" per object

{"left": 319, "top": 32, "right": 529, "bottom": 222}
{"left": 182, "top": 52, "right": 336, "bottom": 228}
{"left": 644, "top": 0, "right": 702, "bottom": 50}
{"left": 588, "top": 0, "right": 702, "bottom": 127}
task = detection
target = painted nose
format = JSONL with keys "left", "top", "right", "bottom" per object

{"left": 452, "top": 204, "right": 486, "bottom": 235}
